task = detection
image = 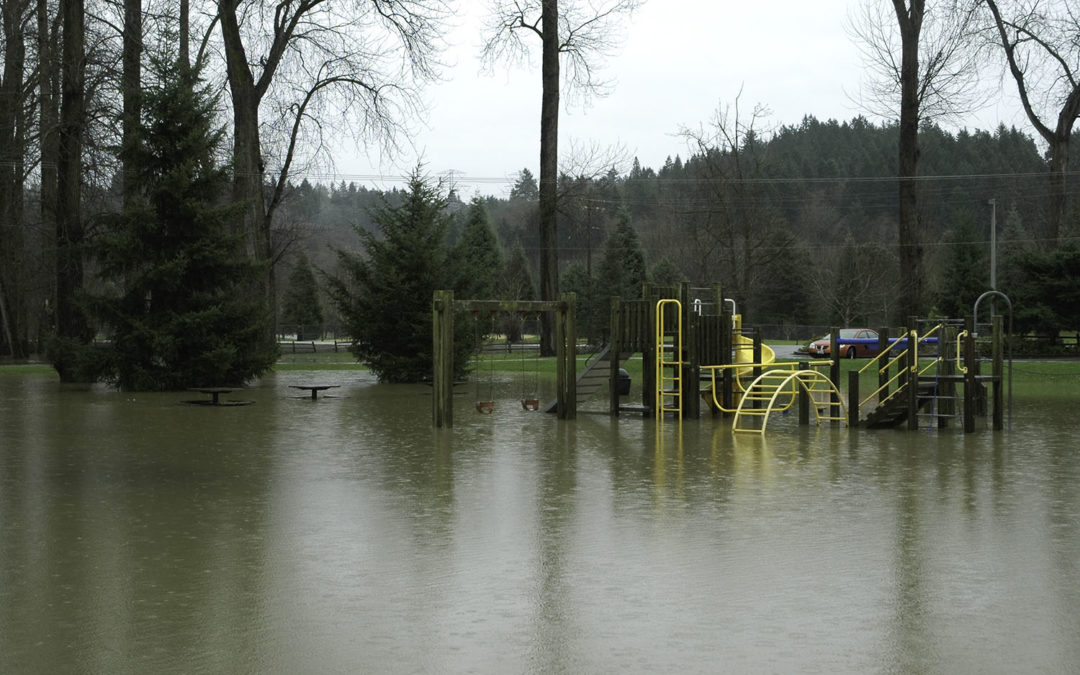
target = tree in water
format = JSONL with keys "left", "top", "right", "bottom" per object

{"left": 327, "top": 169, "right": 477, "bottom": 383}
{"left": 88, "top": 51, "right": 276, "bottom": 390}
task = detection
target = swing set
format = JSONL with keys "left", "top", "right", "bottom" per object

{"left": 432, "top": 290, "right": 578, "bottom": 428}
{"left": 472, "top": 310, "right": 543, "bottom": 414}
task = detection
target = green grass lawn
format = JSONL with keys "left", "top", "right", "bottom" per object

{"left": 5, "top": 349, "right": 1077, "bottom": 401}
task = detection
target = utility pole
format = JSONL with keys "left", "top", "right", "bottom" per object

{"left": 988, "top": 199, "right": 997, "bottom": 290}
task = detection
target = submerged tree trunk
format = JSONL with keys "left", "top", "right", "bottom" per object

{"left": 218, "top": 0, "right": 275, "bottom": 347}
{"left": 538, "top": 0, "right": 560, "bottom": 356}
{"left": 893, "top": 0, "right": 924, "bottom": 323}
{"left": 1, "top": 0, "right": 29, "bottom": 357}
{"left": 38, "top": 0, "right": 59, "bottom": 356}
{"left": 54, "top": 0, "right": 89, "bottom": 380}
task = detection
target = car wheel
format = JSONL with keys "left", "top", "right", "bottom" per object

{"left": 846, "top": 346, "right": 856, "bottom": 359}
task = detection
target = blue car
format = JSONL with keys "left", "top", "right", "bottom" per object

{"left": 807, "top": 329, "right": 938, "bottom": 359}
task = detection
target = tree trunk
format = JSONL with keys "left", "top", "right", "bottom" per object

{"left": 538, "top": 0, "right": 560, "bottom": 356}
{"left": 893, "top": 0, "right": 924, "bottom": 323}
{"left": 54, "top": 0, "right": 89, "bottom": 380}
{"left": 38, "top": 0, "right": 59, "bottom": 355}
{"left": 218, "top": 0, "right": 277, "bottom": 351}
{"left": 122, "top": 0, "right": 140, "bottom": 206}
{"left": 1, "top": 0, "right": 29, "bottom": 357}
{"left": 179, "top": 0, "right": 189, "bottom": 69}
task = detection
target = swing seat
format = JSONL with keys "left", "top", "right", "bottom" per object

{"left": 520, "top": 398, "right": 540, "bottom": 411}
{"left": 475, "top": 401, "right": 495, "bottom": 414}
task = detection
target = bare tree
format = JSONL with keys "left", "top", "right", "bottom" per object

{"left": 678, "top": 98, "right": 797, "bottom": 318}
{"left": 985, "top": 0, "right": 1080, "bottom": 247}
{"left": 215, "top": 0, "right": 448, "bottom": 340}
{"left": 481, "top": 0, "right": 642, "bottom": 355}
{"left": 850, "top": 0, "right": 984, "bottom": 322}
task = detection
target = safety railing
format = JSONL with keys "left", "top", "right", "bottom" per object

{"left": 702, "top": 360, "right": 830, "bottom": 413}
{"left": 856, "top": 323, "right": 943, "bottom": 410}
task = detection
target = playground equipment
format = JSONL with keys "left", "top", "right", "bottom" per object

{"left": 433, "top": 284, "right": 1010, "bottom": 435}
{"left": 474, "top": 312, "right": 496, "bottom": 414}
{"left": 432, "top": 291, "right": 577, "bottom": 428}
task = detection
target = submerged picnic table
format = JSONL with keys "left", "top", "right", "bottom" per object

{"left": 186, "top": 387, "right": 253, "bottom": 406}
{"left": 289, "top": 384, "right": 340, "bottom": 400}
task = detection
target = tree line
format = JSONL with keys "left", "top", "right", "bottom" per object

{"left": 279, "top": 116, "right": 1079, "bottom": 352}
{"left": 2, "top": 0, "right": 1079, "bottom": 385}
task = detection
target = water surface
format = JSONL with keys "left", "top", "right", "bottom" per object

{"left": 1, "top": 370, "right": 1077, "bottom": 673}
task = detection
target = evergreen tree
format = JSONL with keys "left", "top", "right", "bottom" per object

{"left": 88, "top": 53, "right": 275, "bottom": 390}
{"left": 509, "top": 168, "right": 539, "bottom": 201}
{"left": 502, "top": 241, "right": 536, "bottom": 301}
{"left": 455, "top": 198, "right": 503, "bottom": 300}
{"left": 597, "top": 209, "right": 647, "bottom": 300}
{"left": 280, "top": 254, "right": 323, "bottom": 339}
{"left": 648, "top": 257, "right": 683, "bottom": 288}
{"left": 560, "top": 262, "right": 601, "bottom": 343}
{"left": 327, "top": 170, "right": 476, "bottom": 382}
{"left": 936, "top": 208, "right": 987, "bottom": 318}
{"left": 1008, "top": 243, "right": 1080, "bottom": 341}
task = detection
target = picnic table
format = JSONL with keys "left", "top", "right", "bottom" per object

{"left": 289, "top": 384, "right": 340, "bottom": 400}
{"left": 186, "top": 387, "right": 253, "bottom": 406}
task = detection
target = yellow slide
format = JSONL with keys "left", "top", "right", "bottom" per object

{"left": 732, "top": 314, "right": 775, "bottom": 380}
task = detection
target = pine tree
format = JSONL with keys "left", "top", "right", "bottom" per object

{"left": 597, "top": 209, "right": 647, "bottom": 300}
{"left": 327, "top": 170, "right": 476, "bottom": 382}
{"left": 281, "top": 254, "right": 323, "bottom": 339}
{"left": 89, "top": 53, "right": 275, "bottom": 390}
{"left": 455, "top": 198, "right": 503, "bottom": 300}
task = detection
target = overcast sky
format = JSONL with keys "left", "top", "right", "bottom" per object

{"left": 328, "top": 0, "right": 1024, "bottom": 196}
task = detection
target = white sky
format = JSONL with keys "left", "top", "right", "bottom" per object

{"left": 329, "top": 0, "right": 1026, "bottom": 196}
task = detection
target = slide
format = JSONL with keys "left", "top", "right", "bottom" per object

{"left": 731, "top": 315, "right": 775, "bottom": 380}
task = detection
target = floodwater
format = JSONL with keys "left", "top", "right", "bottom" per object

{"left": 1, "top": 368, "right": 1078, "bottom": 673}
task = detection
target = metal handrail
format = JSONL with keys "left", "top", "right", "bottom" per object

{"left": 955, "top": 330, "right": 968, "bottom": 374}
{"left": 857, "top": 324, "right": 941, "bottom": 409}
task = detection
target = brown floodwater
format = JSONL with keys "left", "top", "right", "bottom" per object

{"left": 1, "top": 368, "right": 1078, "bottom": 673}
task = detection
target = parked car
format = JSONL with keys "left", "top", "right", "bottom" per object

{"left": 807, "top": 328, "right": 881, "bottom": 359}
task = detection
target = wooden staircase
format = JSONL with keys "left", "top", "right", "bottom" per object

{"left": 863, "top": 381, "right": 939, "bottom": 428}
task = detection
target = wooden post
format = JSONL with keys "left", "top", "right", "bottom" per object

{"left": 829, "top": 327, "right": 841, "bottom": 424}
{"left": 964, "top": 316, "right": 976, "bottom": 433}
{"left": 939, "top": 325, "right": 955, "bottom": 429}
{"left": 556, "top": 293, "right": 577, "bottom": 419}
{"left": 878, "top": 327, "right": 890, "bottom": 403}
{"left": 906, "top": 327, "right": 919, "bottom": 431}
{"left": 644, "top": 299, "right": 656, "bottom": 415}
{"left": 432, "top": 290, "right": 454, "bottom": 428}
{"left": 609, "top": 296, "right": 622, "bottom": 415}
{"left": 847, "top": 370, "right": 860, "bottom": 427}
{"left": 682, "top": 282, "right": 699, "bottom": 419}
{"left": 992, "top": 314, "right": 1003, "bottom": 431}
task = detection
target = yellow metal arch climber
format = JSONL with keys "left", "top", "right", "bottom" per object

{"left": 732, "top": 369, "right": 847, "bottom": 434}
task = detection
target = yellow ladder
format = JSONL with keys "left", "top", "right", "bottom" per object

{"left": 655, "top": 299, "right": 682, "bottom": 418}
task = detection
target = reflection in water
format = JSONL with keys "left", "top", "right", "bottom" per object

{"left": 1, "top": 370, "right": 1078, "bottom": 672}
